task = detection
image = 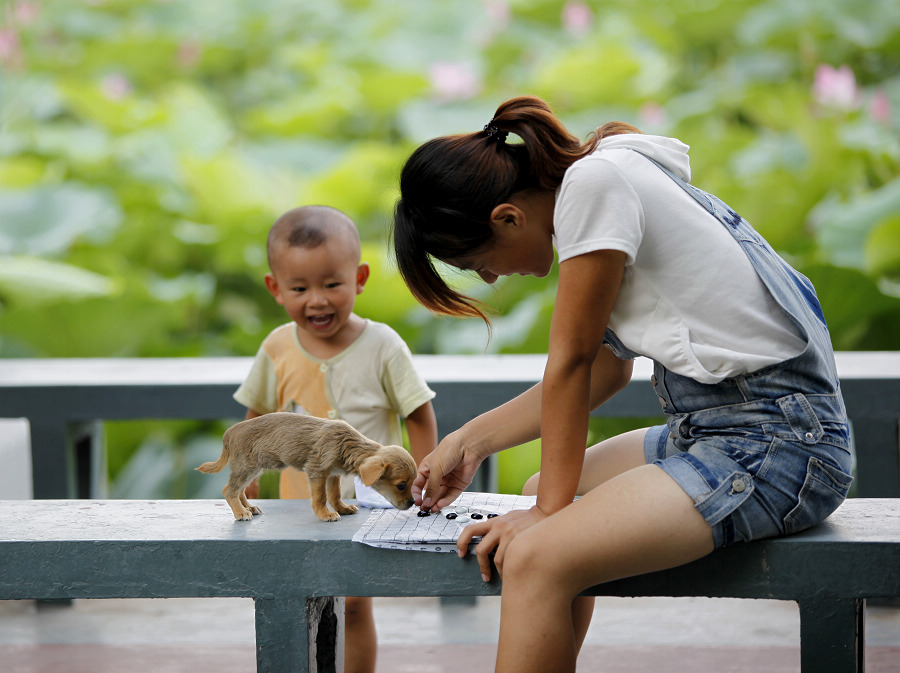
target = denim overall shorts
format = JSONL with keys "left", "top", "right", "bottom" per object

{"left": 604, "top": 153, "right": 853, "bottom": 549}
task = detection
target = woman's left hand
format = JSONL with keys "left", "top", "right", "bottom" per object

{"left": 457, "top": 506, "right": 549, "bottom": 582}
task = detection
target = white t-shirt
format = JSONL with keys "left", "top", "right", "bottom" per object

{"left": 553, "top": 134, "right": 805, "bottom": 384}
{"left": 234, "top": 319, "right": 435, "bottom": 447}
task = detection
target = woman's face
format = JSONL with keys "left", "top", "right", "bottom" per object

{"left": 451, "top": 192, "right": 555, "bottom": 284}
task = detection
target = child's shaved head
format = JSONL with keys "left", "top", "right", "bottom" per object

{"left": 267, "top": 206, "right": 361, "bottom": 270}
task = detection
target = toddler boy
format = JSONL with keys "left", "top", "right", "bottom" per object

{"left": 234, "top": 205, "right": 437, "bottom": 673}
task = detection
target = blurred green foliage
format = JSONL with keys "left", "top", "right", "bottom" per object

{"left": 1, "top": 0, "right": 898, "bottom": 496}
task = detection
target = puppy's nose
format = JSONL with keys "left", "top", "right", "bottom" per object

{"left": 402, "top": 498, "right": 415, "bottom": 510}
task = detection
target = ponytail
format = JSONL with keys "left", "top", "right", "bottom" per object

{"left": 392, "top": 96, "right": 642, "bottom": 322}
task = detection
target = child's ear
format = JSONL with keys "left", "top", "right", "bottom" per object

{"left": 356, "top": 262, "right": 370, "bottom": 295}
{"left": 264, "top": 273, "right": 284, "bottom": 305}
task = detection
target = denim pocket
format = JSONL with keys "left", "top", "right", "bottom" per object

{"left": 783, "top": 456, "right": 853, "bottom": 535}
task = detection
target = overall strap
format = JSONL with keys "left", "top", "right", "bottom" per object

{"left": 625, "top": 148, "right": 839, "bottom": 382}
{"left": 636, "top": 152, "right": 759, "bottom": 242}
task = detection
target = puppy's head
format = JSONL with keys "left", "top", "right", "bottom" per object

{"left": 357, "top": 445, "right": 417, "bottom": 510}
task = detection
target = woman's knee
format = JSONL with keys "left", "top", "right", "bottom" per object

{"left": 503, "top": 529, "right": 557, "bottom": 587}
{"left": 522, "top": 472, "right": 540, "bottom": 496}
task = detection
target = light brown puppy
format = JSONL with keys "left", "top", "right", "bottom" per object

{"left": 197, "top": 412, "right": 417, "bottom": 522}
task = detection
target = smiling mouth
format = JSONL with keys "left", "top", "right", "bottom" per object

{"left": 308, "top": 314, "right": 335, "bottom": 330}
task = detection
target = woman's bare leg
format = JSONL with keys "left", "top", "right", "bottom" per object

{"left": 519, "top": 428, "right": 653, "bottom": 654}
{"left": 497, "top": 432, "right": 713, "bottom": 673}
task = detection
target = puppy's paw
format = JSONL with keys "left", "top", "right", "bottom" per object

{"left": 248, "top": 504, "right": 263, "bottom": 516}
{"left": 234, "top": 509, "right": 254, "bottom": 521}
{"left": 313, "top": 507, "right": 341, "bottom": 521}
{"left": 335, "top": 502, "right": 358, "bottom": 516}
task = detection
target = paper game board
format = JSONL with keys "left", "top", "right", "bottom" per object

{"left": 352, "top": 492, "right": 537, "bottom": 553}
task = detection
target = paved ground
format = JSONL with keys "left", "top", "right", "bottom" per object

{"left": 2, "top": 595, "right": 898, "bottom": 672}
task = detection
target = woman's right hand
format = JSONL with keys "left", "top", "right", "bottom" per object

{"left": 413, "top": 430, "right": 486, "bottom": 512}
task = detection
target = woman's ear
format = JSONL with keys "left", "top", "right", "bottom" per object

{"left": 489, "top": 203, "right": 525, "bottom": 230}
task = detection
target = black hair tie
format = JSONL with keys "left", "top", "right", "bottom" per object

{"left": 483, "top": 120, "right": 508, "bottom": 143}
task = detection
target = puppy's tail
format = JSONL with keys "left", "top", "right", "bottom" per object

{"left": 196, "top": 444, "right": 230, "bottom": 474}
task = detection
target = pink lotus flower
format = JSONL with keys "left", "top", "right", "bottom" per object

{"left": 177, "top": 40, "right": 202, "bottom": 69}
{"left": 12, "top": 1, "right": 40, "bottom": 26}
{"left": 639, "top": 102, "right": 667, "bottom": 128}
{"left": 562, "top": 1, "right": 593, "bottom": 37}
{"left": 870, "top": 90, "right": 891, "bottom": 124}
{"left": 813, "top": 64, "right": 860, "bottom": 110}
{"left": 101, "top": 73, "right": 133, "bottom": 100}
{"left": 0, "top": 27, "right": 23, "bottom": 68}
{"left": 482, "top": 0, "right": 511, "bottom": 29}
{"left": 429, "top": 61, "right": 481, "bottom": 102}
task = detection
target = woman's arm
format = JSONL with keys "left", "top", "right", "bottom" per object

{"left": 457, "top": 249, "right": 627, "bottom": 580}
{"left": 439, "top": 344, "right": 631, "bottom": 463}
{"left": 536, "top": 249, "right": 627, "bottom": 514}
{"left": 418, "top": 251, "right": 630, "bottom": 511}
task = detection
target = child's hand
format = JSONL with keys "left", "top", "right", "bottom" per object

{"left": 457, "top": 506, "right": 549, "bottom": 582}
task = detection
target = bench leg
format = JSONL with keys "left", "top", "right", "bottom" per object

{"left": 798, "top": 597, "right": 865, "bottom": 673}
{"left": 852, "top": 417, "right": 900, "bottom": 497}
{"left": 29, "top": 419, "right": 73, "bottom": 499}
{"left": 254, "top": 596, "right": 345, "bottom": 673}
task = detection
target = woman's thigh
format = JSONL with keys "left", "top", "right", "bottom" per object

{"left": 508, "top": 463, "right": 715, "bottom": 596}
{"left": 523, "top": 428, "right": 650, "bottom": 497}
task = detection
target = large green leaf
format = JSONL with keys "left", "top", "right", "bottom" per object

{"left": 865, "top": 216, "right": 900, "bottom": 279}
{"left": 0, "top": 256, "right": 116, "bottom": 305}
{"left": 809, "top": 177, "right": 900, "bottom": 270}
{"left": 0, "top": 184, "right": 123, "bottom": 256}
{"left": 802, "top": 263, "right": 900, "bottom": 350}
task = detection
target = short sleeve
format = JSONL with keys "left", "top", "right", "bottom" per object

{"left": 233, "top": 345, "right": 279, "bottom": 414}
{"left": 382, "top": 345, "right": 436, "bottom": 419}
{"left": 554, "top": 157, "right": 645, "bottom": 265}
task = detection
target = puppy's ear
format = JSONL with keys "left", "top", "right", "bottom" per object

{"left": 358, "top": 455, "right": 387, "bottom": 486}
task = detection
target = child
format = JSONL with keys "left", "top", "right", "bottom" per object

{"left": 392, "top": 96, "right": 852, "bottom": 673}
{"left": 235, "top": 205, "right": 437, "bottom": 673}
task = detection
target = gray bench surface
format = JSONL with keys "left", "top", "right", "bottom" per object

{"left": 2, "top": 497, "right": 898, "bottom": 672}
{"left": 2, "top": 352, "right": 899, "bottom": 499}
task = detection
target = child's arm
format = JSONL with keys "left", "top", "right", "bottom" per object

{"left": 404, "top": 400, "right": 437, "bottom": 466}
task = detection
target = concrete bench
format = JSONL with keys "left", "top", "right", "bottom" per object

{"left": 1, "top": 352, "right": 899, "bottom": 500}
{"left": 1, "top": 498, "right": 897, "bottom": 673}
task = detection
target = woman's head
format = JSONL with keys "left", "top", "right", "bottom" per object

{"left": 392, "top": 95, "right": 639, "bottom": 321}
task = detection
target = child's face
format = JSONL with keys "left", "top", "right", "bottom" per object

{"left": 265, "top": 237, "right": 369, "bottom": 347}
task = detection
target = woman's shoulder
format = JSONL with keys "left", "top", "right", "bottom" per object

{"left": 562, "top": 137, "right": 693, "bottom": 206}
{"left": 559, "top": 150, "right": 643, "bottom": 205}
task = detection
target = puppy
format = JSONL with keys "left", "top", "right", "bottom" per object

{"left": 197, "top": 412, "right": 417, "bottom": 522}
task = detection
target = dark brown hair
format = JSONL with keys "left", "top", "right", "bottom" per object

{"left": 267, "top": 205, "right": 360, "bottom": 270}
{"left": 392, "top": 95, "right": 640, "bottom": 322}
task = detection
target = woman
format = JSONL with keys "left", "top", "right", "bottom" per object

{"left": 392, "top": 96, "right": 852, "bottom": 673}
